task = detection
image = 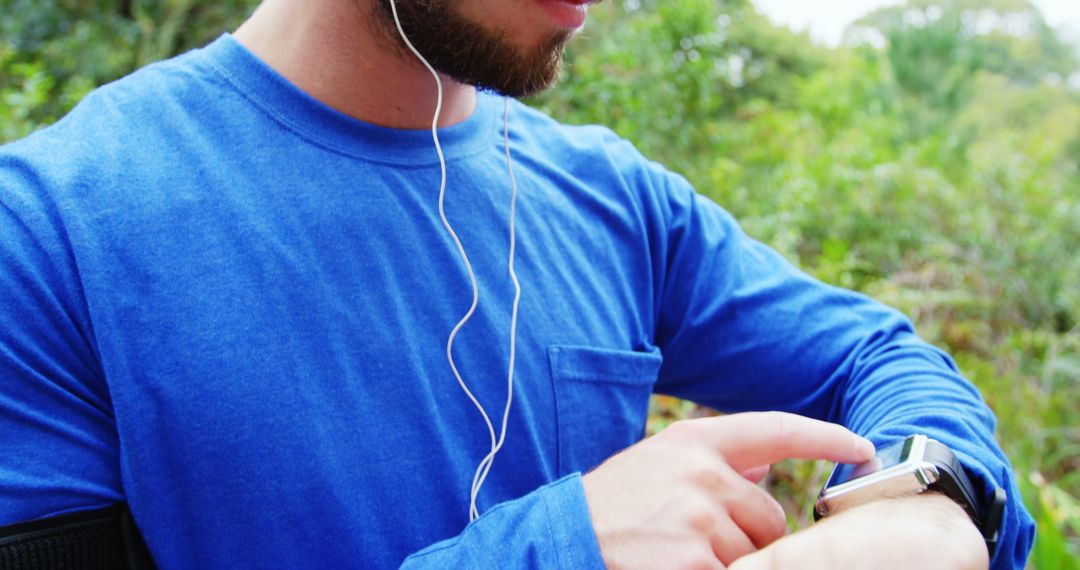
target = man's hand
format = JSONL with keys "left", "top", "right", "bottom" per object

{"left": 581, "top": 412, "right": 875, "bottom": 569}
{"left": 729, "top": 493, "right": 989, "bottom": 570}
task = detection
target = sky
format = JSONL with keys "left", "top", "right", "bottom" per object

{"left": 752, "top": 0, "right": 1080, "bottom": 47}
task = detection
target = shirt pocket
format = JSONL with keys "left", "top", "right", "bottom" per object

{"left": 548, "top": 344, "right": 663, "bottom": 476}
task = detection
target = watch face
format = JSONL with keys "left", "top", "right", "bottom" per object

{"left": 826, "top": 436, "right": 915, "bottom": 488}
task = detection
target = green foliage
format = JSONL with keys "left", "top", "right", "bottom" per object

{"left": 2, "top": 0, "right": 1078, "bottom": 565}
{"left": 0, "top": 0, "right": 257, "bottom": 135}
{"left": 538, "top": 0, "right": 828, "bottom": 182}
{"left": 851, "top": 0, "right": 1079, "bottom": 138}
{"left": 1022, "top": 471, "right": 1080, "bottom": 568}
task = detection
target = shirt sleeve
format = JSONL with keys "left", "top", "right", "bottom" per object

{"left": 649, "top": 171, "right": 1035, "bottom": 570}
{"left": 399, "top": 474, "right": 605, "bottom": 569}
{"left": 0, "top": 148, "right": 123, "bottom": 524}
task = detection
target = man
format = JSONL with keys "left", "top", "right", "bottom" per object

{"left": 0, "top": 0, "right": 1034, "bottom": 568}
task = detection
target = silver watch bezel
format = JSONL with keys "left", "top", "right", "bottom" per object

{"left": 815, "top": 434, "right": 941, "bottom": 518}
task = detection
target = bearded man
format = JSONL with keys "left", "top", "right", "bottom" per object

{"left": 0, "top": 0, "right": 1034, "bottom": 568}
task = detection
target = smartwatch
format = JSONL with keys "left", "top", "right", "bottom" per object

{"left": 814, "top": 434, "right": 1007, "bottom": 556}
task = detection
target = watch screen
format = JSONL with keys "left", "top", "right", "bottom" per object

{"left": 827, "top": 437, "right": 913, "bottom": 487}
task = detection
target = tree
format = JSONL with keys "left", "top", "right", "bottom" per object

{"left": 0, "top": 0, "right": 257, "bottom": 138}
{"left": 849, "top": 0, "right": 1078, "bottom": 137}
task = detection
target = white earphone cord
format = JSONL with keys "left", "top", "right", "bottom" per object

{"left": 389, "top": 0, "right": 522, "bottom": 523}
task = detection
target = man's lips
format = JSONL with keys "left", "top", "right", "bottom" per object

{"left": 536, "top": 0, "right": 594, "bottom": 29}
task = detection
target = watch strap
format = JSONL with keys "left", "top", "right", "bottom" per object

{"left": 924, "top": 439, "right": 1007, "bottom": 557}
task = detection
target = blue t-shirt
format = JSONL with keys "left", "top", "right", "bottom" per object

{"left": 0, "top": 35, "right": 1033, "bottom": 568}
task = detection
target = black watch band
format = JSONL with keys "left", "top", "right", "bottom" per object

{"left": 923, "top": 439, "right": 1007, "bottom": 557}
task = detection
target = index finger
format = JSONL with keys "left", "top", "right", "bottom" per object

{"left": 696, "top": 412, "right": 875, "bottom": 472}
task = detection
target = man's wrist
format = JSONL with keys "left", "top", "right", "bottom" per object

{"left": 795, "top": 493, "right": 990, "bottom": 570}
{"left": 911, "top": 492, "right": 986, "bottom": 532}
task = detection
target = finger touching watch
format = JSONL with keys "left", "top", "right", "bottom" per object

{"left": 814, "top": 434, "right": 1007, "bottom": 556}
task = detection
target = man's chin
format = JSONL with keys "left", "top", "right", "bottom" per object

{"left": 375, "top": 0, "right": 571, "bottom": 99}
{"left": 476, "top": 63, "right": 562, "bottom": 99}
{"left": 482, "top": 34, "right": 570, "bottom": 98}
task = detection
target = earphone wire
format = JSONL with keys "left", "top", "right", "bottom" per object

{"left": 468, "top": 101, "right": 521, "bottom": 520}
{"left": 388, "top": 0, "right": 520, "bottom": 523}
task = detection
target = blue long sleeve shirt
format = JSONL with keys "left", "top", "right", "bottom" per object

{"left": 0, "top": 35, "right": 1033, "bottom": 568}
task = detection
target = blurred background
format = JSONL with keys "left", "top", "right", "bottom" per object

{"left": 1, "top": 0, "right": 1076, "bottom": 566}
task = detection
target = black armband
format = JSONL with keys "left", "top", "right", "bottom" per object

{"left": 0, "top": 504, "right": 153, "bottom": 570}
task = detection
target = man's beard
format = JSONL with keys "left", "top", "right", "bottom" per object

{"left": 374, "top": 0, "right": 572, "bottom": 98}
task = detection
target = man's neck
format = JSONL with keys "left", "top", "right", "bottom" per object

{"left": 233, "top": 0, "right": 478, "bottom": 130}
